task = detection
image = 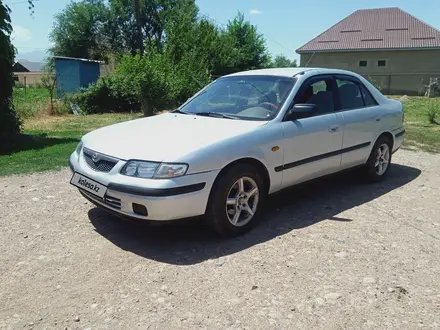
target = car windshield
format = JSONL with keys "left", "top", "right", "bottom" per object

{"left": 177, "top": 75, "right": 296, "bottom": 121}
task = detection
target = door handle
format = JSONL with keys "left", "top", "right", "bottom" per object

{"left": 328, "top": 125, "right": 339, "bottom": 133}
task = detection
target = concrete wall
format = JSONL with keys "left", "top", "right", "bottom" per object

{"left": 13, "top": 72, "right": 44, "bottom": 86}
{"left": 299, "top": 50, "right": 440, "bottom": 95}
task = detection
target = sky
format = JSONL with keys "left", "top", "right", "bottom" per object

{"left": 6, "top": 0, "right": 440, "bottom": 62}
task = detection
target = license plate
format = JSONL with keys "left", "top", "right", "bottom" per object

{"left": 70, "top": 172, "right": 107, "bottom": 198}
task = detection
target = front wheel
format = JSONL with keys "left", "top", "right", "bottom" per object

{"left": 206, "top": 164, "right": 265, "bottom": 236}
{"left": 364, "top": 136, "right": 392, "bottom": 182}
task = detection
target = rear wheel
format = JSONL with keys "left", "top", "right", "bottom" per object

{"left": 206, "top": 164, "right": 265, "bottom": 236}
{"left": 364, "top": 136, "right": 392, "bottom": 182}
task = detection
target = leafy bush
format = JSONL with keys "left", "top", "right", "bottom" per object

{"left": 70, "top": 51, "right": 210, "bottom": 116}
{"left": 67, "top": 75, "right": 140, "bottom": 114}
{"left": 115, "top": 52, "right": 210, "bottom": 115}
{"left": 427, "top": 101, "right": 438, "bottom": 124}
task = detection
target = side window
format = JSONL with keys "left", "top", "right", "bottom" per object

{"left": 336, "top": 79, "right": 364, "bottom": 110}
{"left": 359, "top": 84, "right": 378, "bottom": 107}
{"left": 296, "top": 78, "right": 335, "bottom": 114}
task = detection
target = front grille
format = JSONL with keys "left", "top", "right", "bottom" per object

{"left": 82, "top": 191, "right": 122, "bottom": 210}
{"left": 83, "top": 148, "right": 118, "bottom": 173}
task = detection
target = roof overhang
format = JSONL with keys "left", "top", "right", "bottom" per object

{"left": 53, "top": 56, "right": 104, "bottom": 63}
{"left": 297, "top": 46, "right": 440, "bottom": 54}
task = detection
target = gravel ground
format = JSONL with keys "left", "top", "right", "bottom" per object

{"left": 1, "top": 149, "right": 440, "bottom": 330}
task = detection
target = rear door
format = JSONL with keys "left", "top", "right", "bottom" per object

{"left": 334, "top": 75, "right": 382, "bottom": 169}
{"left": 280, "top": 75, "right": 344, "bottom": 188}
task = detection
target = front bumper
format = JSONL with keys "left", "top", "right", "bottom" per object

{"left": 69, "top": 150, "right": 219, "bottom": 221}
{"left": 392, "top": 127, "right": 405, "bottom": 153}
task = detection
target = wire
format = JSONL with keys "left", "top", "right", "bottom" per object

{"left": 5, "top": 1, "right": 31, "bottom": 5}
{"left": 14, "top": 46, "right": 48, "bottom": 50}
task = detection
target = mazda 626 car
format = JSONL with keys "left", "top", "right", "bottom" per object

{"left": 69, "top": 67, "right": 405, "bottom": 236}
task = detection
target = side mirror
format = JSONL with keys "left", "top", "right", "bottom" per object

{"left": 286, "top": 103, "right": 317, "bottom": 120}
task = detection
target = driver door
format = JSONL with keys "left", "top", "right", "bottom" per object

{"left": 279, "top": 75, "right": 344, "bottom": 188}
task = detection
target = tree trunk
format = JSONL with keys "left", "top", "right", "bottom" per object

{"left": 133, "top": 0, "right": 144, "bottom": 57}
{"left": 141, "top": 96, "right": 154, "bottom": 117}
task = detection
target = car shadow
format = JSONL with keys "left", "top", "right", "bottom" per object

{"left": 89, "top": 164, "right": 421, "bottom": 265}
{"left": 1, "top": 133, "right": 79, "bottom": 155}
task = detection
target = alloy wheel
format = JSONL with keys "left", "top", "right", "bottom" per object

{"left": 375, "top": 143, "right": 390, "bottom": 175}
{"left": 225, "top": 176, "right": 259, "bottom": 227}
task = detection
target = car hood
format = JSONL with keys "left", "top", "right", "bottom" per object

{"left": 82, "top": 113, "right": 266, "bottom": 161}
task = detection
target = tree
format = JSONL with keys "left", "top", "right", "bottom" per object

{"left": 270, "top": 54, "right": 297, "bottom": 68}
{"left": 225, "top": 12, "right": 270, "bottom": 72}
{"left": 50, "top": 0, "right": 110, "bottom": 60}
{"left": 0, "top": 2, "right": 21, "bottom": 137}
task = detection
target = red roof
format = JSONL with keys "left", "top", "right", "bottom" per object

{"left": 296, "top": 7, "right": 440, "bottom": 53}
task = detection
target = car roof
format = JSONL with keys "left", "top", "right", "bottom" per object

{"left": 221, "top": 67, "right": 387, "bottom": 104}
{"left": 223, "top": 67, "right": 364, "bottom": 78}
{"left": 224, "top": 67, "right": 320, "bottom": 78}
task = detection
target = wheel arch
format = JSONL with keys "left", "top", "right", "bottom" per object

{"left": 376, "top": 131, "right": 394, "bottom": 149}
{"left": 211, "top": 157, "right": 271, "bottom": 196}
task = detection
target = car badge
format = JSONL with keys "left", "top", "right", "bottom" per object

{"left": 92, "top": 152, "right": 100, "bottom": 162}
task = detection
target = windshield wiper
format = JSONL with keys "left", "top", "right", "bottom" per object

{"left": 172, "top": 109, "right": 190, "bottom": 114}
{"left": 194, "top": 112, "right": 239, "bottom": 120}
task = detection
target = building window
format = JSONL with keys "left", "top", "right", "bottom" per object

{"left": 359, "top": 60, "right": 367, "bottom": 67}
{"left": 377, "top": 60, "right": 387, "bottom": 67}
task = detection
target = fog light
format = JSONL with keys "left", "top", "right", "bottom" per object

{"left": 132, "top": 203, "right": 148, "bottom": 216}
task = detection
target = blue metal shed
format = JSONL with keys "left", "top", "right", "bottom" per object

{"left": 54, "top": 56, "right": 102, "bottom": 99}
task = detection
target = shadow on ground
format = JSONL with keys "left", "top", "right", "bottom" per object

{"left": 89, "top": 164, "right": 421, "bottom": 265}
{"left": 1, "top": 134, "right": 79, "bottom": 155}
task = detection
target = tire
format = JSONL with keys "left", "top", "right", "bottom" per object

{"left": 206, "top": 164, "right": 266, "bottom": 237}
{"left": 364, "top": 135, "right": 393, "bottom": 182}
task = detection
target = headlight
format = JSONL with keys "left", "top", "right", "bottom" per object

{"left": 75, "top": 141, "right": 83, "bottom": 155}
{"left": 121, "top": 161, "right": 188, "bottom": 179}
{"left": 154, "top": 163, "right": 188, "bottom": 179}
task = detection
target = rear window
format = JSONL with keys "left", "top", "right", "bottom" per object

{"left": 336, "top": 80, "right": 364, "bottom": 110}
{"left": 359, "top": 84, "right": 378, "bottom": 107}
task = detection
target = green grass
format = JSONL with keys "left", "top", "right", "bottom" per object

{"left": 0, "top": 113, "right": 142, "bottom": 176}
{"left": 13, "top": 87, "right": 51, "bottom": 118}
{"left": 389, "top": 96, "right": 440, "bottom": 152}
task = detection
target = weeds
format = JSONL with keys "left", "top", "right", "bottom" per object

{"left": 427, "top": 101, "right": 438, "bottom": 124}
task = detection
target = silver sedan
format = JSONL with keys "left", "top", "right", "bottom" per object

{"left": 69, "top": 67, "right": 405, "bottom": 236}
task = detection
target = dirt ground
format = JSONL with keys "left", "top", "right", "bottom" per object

{"left": 1, "top": 149, "right": 439, "bottom": 330}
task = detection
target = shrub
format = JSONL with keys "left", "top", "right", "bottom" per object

{"left": 70, "top": 51, "right": 211, "bottom": 115}
{"left": 427, "top": 101, "right": 438, "bottom": 124}
{"left": 67, "top": 75, "right": 140, "bottom": 114}
{"left": 115, "top": 52, "right": 208, "bottom": 116}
